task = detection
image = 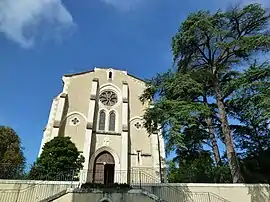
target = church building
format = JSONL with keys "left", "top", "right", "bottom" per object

{"left": 38, "top": 68, "right": 166, "bottom": 184}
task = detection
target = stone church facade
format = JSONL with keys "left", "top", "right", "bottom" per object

{"left": 38, "top": 68, "right": 166, "bottom": 184}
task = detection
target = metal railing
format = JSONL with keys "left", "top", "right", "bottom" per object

{"left": 0, "top": 164, "right": 80, "bottom": 181}
{"left": 79, "top": 170, "right": 230, "bottom": 202}
{"left": 0, "top": 169, "right": 79, "bottom": 202}
{"left": 0, "top": 181, "right": 78, "bottom": 202}
{"left": 0, "top": 167, "right": 230, "bottom": 202}
{"left": 130, "top": 171, "right": 230, "bottom": 202}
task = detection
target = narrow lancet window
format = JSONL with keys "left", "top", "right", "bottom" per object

{"left": 99, "top": 111, "right": 106, "bottom": 130}
{"left": 109, "top": 111, "right": 116, "bottom": 131}
{"left": 109, "top": 71, "right": 112, "bottom": 79}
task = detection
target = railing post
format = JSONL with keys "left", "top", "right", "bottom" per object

{"left": 208, "top": 192, "right": 211, "bottom": 202}
{"left": 139, "top": 171, "right": 142, "bottom": 189}
{"left": 70, "top": 169, "right": 75, "bottom": 188}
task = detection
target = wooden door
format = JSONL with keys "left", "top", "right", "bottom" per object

{"left": 93, "top": 163, "right": 104, "bottom": 184}
{"left": 93, "top": 151, "right": 115, "bottom": 184}
{"left": 104, "top": 164, "right": 115, "bottom": 184}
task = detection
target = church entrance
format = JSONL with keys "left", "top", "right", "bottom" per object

{"left": 93, "top": 151, "right": 115, "bottom": 184}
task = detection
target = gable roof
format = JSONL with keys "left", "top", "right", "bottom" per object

{"left": 63, "top": 67, "right": 145, "bottom": 83}
{"left": 63, "top": 69, "right": 94, "bottom": 77}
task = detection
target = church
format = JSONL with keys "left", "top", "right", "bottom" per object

{"left": 38, "top": 67, "right": 166, "bottom": 184}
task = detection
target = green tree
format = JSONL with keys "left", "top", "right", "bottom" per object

{"left": 168, "top": 151, "right": 214, "bottom": 183}
{"left": 227, "top": 63, "right": 270, "bottom": 182}
{"left": 140, "top": 72, "right": 228, "bottom": 182}
{"left": 190, "top": 70, "right": 222, "bottom": 165}
{"left": 28, "top": 136, "right": 84, "bottom": 181}
{"left": 241, "top": 149, "right": 270, "bottom": 183}
{"left": 171, "top": 4, "right": 270, "bottom": 182}
{"left": 141, "top": 71, "right": 211, "bottom": 152}
{"left": 0, "top": 126, "right": 25, "bottom": 179}
{"left": 140, "top": 68, "right": 226, "bottom": 177}
{"left": 168, "top": 152, "right": 232, "bottom": 183}
{"left": 167, "top": 126, "right": 231, "bottom": 183}
{"left": 228, "top": 63, "right": 270, "bottom": 152}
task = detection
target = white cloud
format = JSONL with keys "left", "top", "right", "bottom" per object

{"left": 100, "top": 0, "right": 143, "bottom": 11}
{"left": 0, "top": 0, "right": 74, "bottom": 48}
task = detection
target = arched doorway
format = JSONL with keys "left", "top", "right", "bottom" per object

{"left": 93, "top": 151, "right": 115, "bottom": 184}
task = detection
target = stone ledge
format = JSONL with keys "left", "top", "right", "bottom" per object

{"left": 155, "top": 183, "right": 270, "bottom": 187}
{"left": 53, "top": 120, "right": 61, "bottom": 128}
{"left": 86, "top": 122, "right": 93, "bottom": 129}
{"left": 122, "top": 98, "right": 128, "bottom": 103}
{"left": 90, "top": 95, "right": 96, "bottom": 100}
{"left": 95, "top": 131, "right": 121, "bottom": 136}
{"left": 0, "top": 180, "right": 80, "bottom": 185}
{"left": 122, "top": 125, "right": 128, "bottom": 132}
{"left": 68, "top": 188, "right": 145, "bottom": 194}
{"left": 60, "top": 93, "right": 67, "bottom": 98}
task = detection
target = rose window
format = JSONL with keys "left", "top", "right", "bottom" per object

{"left": 99, "top": 90, "right": 118, "bottom": 106}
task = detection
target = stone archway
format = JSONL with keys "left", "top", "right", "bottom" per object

{"left": 93, "top": 151, "right": 115, "bottom": 184}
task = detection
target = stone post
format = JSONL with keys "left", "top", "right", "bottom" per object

{"left": 121, "top": 81, "right": 129, "bottom": 183}
{"left": 80, "top": 78, "right": 98, "bottom": 183}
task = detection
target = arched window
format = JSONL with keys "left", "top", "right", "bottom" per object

{"left": 100, "top": 198, "right": 111, "bottom": 202}
{"left": 108, "top": 71, "right": 112, "bottom": 79}
{"left": 109, "top": 111, "right": 116, "bottom": 131}
{"left": 99, "top": 111, "right": 106, "bottom": 130}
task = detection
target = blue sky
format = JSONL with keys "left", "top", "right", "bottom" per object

{"left": 0, "top": 0, "right": 268, "bottom": 165}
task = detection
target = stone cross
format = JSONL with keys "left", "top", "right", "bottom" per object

{"left": 103, "top": 138, "right": 110, "bottom": 146}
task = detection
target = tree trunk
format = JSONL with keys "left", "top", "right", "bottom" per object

{"left": 203, "top": 96, "right": 221, "bottom": 165}
{"left": 206, "top": 117, "right": 221, "bottom": 165}
{"left": 214, "top": 82, "right": 244, "bottom": 183}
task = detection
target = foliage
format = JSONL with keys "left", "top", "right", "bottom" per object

{"left": 140, "top": 71, "right": 211, "bottom": 152}
{"left": 171, "top": 3, "right": 270, "bottom": 183}
{"left": 168, "top": 152, "right": 232, "bottom": 183}
{"left": 141, "top": 3, "right": 270, "bottom": 183}
{"left": 228, "top": 63, "right": 270, "bottom": 153}
{"left": 226, "top": 63, "right": 270, "bottom": 183}
{"left": 167, "top": 125, "right": 231, "bottom": 183}
{"left": 28, "top": 136, "right": 84, "bottom": 181}
{"left": 241, "top": 149, "right": 270, "bottom": 183}
{"left": 172, "top": 4, "right": 270, "bottom": 69}
{"left": 0, "top": 126, "right": 25, "bottom": 179}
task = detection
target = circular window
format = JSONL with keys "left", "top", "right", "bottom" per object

{"left": 99, "top": 90, "right": 118, "bottom": 106}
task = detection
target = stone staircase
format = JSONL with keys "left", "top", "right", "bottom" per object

{"left": 39, "top": 188, "right": 165, "bottom": 202}
{"left": 0, "top": 180, "right": 78, "bottom": 202}
{"left": 37, "top": 186, "right": 230, "bottom": 202}
{"left": 0, "top": 172, "right": 230, "bottom": 202}
{"left": 131, "top": 171, "right": 230, "bottom": 202}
